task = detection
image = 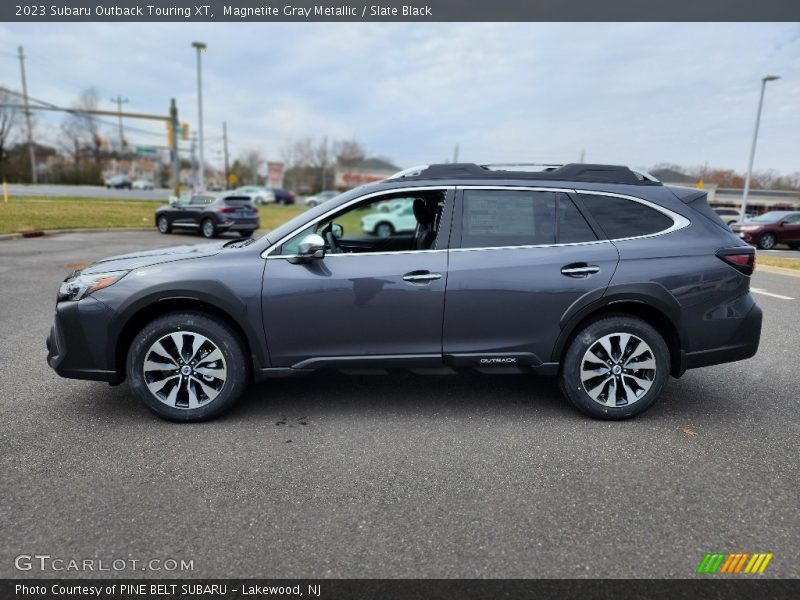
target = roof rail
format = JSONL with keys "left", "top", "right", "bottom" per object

{"left": 387, "top": 163, "right": 662, "bottom": 186}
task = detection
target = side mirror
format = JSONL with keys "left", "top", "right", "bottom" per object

{"left": 169, "top": 196, "right": 178, "bottom": 205}
{"left": 289, "top": 233, "right": 325, "bottom": 264}
{"left": 778, "top": 221, "right": 786, "bottom": 227}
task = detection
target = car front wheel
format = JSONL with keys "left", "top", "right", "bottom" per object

{"left": 126, "top": 312, "right": 248, "bottom": 422}
{"left": 559, "top": 316, "right": 670, "bottom": 420}
{"left": 157, "top": 216, "right": 171, "bottom": 234}
{"left": 757, "top": 232, "right": 777, "bottom": 250}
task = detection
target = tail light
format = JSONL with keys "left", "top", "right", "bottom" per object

{"left": 716, "top": 247, "right": 756, "bottom": 276}
{"left": 218, "top": 206, "right": 236, "bottom": 214}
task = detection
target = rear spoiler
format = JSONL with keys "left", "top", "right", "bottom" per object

{"left": 668, "top": 186, "right": 730, "bottom": 230}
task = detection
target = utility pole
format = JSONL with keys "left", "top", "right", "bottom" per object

{"left": 222, "top": 121, "right": 230, "bottom": 189}
{"left": 192, "top": 41, "right": 207, "bottom": 191}
{"left": 170, "top": 98, "right": 181, "bottom": 197}
{"left": 453, "top": 144, "right": 459, "bottom": 163}
{"left": 110, "top": 95, "right": 129, "bottom": 151}
{"left": 579, "top": 148, "right": 586, "bottom": 163}
{"left": 17, "top": 46, "right": 37, "bottom": 184}
{"left": 190, "top": 132, "right": 198, "bottom": 191}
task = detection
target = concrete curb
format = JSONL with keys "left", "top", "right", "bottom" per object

{"left": 757, "top": 264, "right": 800, "bottom": 279}
{"left": 0, "top": 227, "right": 154, "bottom": 241}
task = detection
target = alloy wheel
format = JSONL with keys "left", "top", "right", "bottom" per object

{"left": 142, "top": 331, "right": 227, "bottom": 409}
{"left": 580, "top": 333, "right": 656, "bottom": 407}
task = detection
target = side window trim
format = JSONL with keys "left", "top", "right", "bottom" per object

{"left": 263, "top": 186, "right": 455, "bottom": 259}
{"left": 575, "top": 189, "right": 691, "bottom": 242}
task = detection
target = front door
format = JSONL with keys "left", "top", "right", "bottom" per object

{"left": 261, "top": 188, "right": 453, "bottom": 368}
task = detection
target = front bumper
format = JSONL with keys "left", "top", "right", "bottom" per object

{"left": 684, "top": 301, "right": 762, "bottom": 370}
{"left": 46, "top": 297, "right": 121, "bottom": 383}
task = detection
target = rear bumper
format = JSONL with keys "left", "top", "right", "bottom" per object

{"left": 683, "top": 301, "right": 762, "bottom": 370}
{"left": 216, "top": 218, "right": 260, "bottom": 232}
{"left": 46, "top": 298, "right": 120, "bottom": 383}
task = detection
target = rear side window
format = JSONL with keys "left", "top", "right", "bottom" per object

{"left": 557, "top": 194, "right": 597, "bottom": 243}
{"left": 580, "top": 194, "right": 673, "bottom": 239}
{"left": 461, "top": 190, "right": 555, "bottom": 248}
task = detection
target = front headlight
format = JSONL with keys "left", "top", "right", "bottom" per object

{"left": 58, "top": 270, "right": 128, "bottom": 302}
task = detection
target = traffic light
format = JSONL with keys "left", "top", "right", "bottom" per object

{"left": 180, "top": 123, "right": 189, "bottom": 141}
{"left": 166, "top": 121, "right": 175, "bottom": 148}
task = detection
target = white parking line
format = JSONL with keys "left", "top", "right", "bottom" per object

{"left": 751, "top": 288, "right": 795, "bottom": 301}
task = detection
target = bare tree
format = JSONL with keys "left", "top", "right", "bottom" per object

{"left": 61, "top": 87, "right": 102, "bottom": 165}
{"left": 334, "top": 138, "right": 365, "bottom": 167}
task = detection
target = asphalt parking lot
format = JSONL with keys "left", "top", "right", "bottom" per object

{"left": 1, "top": 230, "right": 798, "bottom": 579}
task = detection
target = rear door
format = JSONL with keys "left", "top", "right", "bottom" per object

{"left": 442, "top": 187, "right": 619, "bottom": 367}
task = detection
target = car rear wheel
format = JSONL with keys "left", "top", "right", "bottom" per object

{"left": 157, "top": 216, "right": 171, "bottom": 234}
{"left": 375, "top": 222, "right": 394, "bottom": 238}
{"left": 559, "top": 316, "right": 670, "bottom": 420}
{"left": 307, "top": 200, "right": 318, "bottom": 207}
{"left": 126, "top": 312, "right": 248, "bottom": 422}
{"left": 757, "top": 232, "right": 777, "bottom": 250}
{"left": 201, "top": 218, "right": 216, "bottom": 238}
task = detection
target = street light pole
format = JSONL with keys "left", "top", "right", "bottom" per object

{"left": 17, "top": 46, "right": 37, "bottom": 184}
{"left": 192, "top": 41, "right": 207, "bottom": 191}
{"left": 740, "top": 75, "right": 780, "bottom": 223}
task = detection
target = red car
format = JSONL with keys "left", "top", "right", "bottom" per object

{"left": 731, "top": 211, "right": 800, "bottom": 250}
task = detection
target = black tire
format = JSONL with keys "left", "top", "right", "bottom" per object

{"left": 559, "top": 316, "right": 670, "bottom": 420}
{"left": 757, "top": 232, "right": 777, "bottom": 250}
{"left": 307, "top": 200, "right": 318, "bottom": 207}
{"left": 239, "top": 230, "right": 255, "bottom": 237}
{"left": 157, "top": 215, "right": 171, "bottom": 234}
{"left": 126, "top": 312, "right": 249, "bottom": 422}
{"left": 375, "top": 222, "right": 394, "bottom": 238}
{"left": 201, "top": 218, "right": 216, "bottom": 239}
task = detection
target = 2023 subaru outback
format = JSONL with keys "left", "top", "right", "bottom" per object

{"left": 47, "top": 163, "right": 762, "bottom": 421}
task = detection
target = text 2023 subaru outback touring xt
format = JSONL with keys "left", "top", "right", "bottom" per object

{"left": 47, "top": 163, "right": 762, "bottom": 422}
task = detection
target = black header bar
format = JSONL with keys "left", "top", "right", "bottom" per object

{"left": 2, "top": 0, "right": 799, "bottom": 22}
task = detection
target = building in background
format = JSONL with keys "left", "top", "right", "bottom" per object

{"left": 334, "top": 157, "right": 399, "bottom": 190}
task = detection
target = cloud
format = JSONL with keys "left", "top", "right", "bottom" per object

{"left": 0, "top": 22, "right": 797, "bottom": 172}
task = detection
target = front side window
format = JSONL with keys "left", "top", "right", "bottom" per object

{"left": 278, "top": 190, "right": 447, "bottom": 256}
{"left": 579, "top": 194, "right": 674, "bottom": 239}
{"left": 460, "top": 189, "right": 556, "bottom": 248}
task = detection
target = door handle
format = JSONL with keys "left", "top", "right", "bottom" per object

{"left": 561, "top": 263, "right": 600, "bottom": 277}
{"left": 403, "top": 270, "right": 442, "bottom": 283}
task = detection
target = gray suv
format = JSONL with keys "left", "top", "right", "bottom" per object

{"left": 47, "top": 163, "right": 762, "bottom": 421}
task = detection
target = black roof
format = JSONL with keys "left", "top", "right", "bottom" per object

{"left": 396, "top": 163, "right": 661, "bottom": 186}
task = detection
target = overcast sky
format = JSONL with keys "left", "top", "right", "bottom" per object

{"left": 1, "top": 22, "right": 798, "bottom": 173}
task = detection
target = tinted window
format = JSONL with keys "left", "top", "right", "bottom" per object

{"left": 557, "top": 194, "right": 597, "bottom": 244}
{"left": 580, "top": 194, "right": 673, "bottom": 239}
{"left": 461, "top": 190, "right": 555, "bottom": 248}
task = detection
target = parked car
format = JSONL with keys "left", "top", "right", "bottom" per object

{"left": 713, "top": 207, "right": 740, "bottom": 227}
{"left": 105, "top": 175, "right": 132, "bottom": 189}
{"left": 48, "top": 162, "right": 761, "bottom": 422}
{"left": 233, "top": 186, "right": 275, "bottom": 205}
{"left": 361, "top": 200, "right": 418, "bottom": 237}
{"left": 305, "top": 190, "right": 338, "bottom": 207}
{"left": 154, "top": 193, "right": 260, "bottom": 239}
{"left": 270, "top": 188, "right": 296, "bottom": 205}
{"left": 132, "top": 179, "right": 154, "bottom": 190}
{"left": 730, "top": 211, "right": 800, "bottom": 250}
{"left": 376, "top": 198, "right": 413, "bottom": 213}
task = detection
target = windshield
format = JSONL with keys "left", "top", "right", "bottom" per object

{"left": 750, "top": 212, "right": 787, "bottom": 223}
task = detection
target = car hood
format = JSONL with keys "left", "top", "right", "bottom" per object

{"left": 82, "top": 241, "right": 228, "bottom": 274}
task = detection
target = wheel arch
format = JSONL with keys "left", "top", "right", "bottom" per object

{"left": 553, "top": 293, "right": 686, "bottom": 378}
{"left": 112, "top": 296, "right": 261, "bottom": 383}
